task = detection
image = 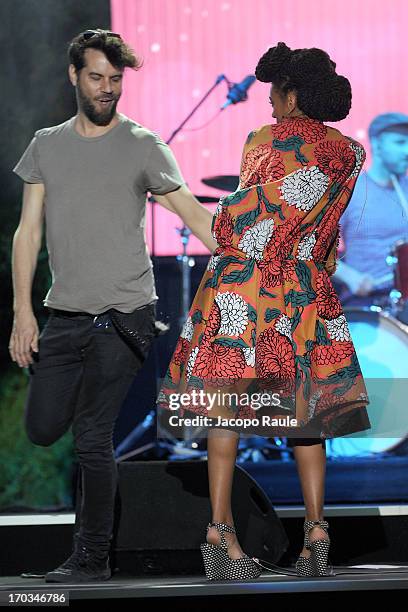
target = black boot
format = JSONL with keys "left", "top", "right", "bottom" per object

{"left": 44, "top": 534, "right": 111, "bottom": 583}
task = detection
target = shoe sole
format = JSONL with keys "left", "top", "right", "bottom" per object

{"left": 200, "top": 543, "right": 262, "bottom": 580}
{"left": 44, "top": 571, "right": 111, "bottom": 583}
{"left": 295, "top": 539, "right": 331, "bottom": 577}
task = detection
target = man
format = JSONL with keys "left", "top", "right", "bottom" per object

{"left": 9, "top": 29, "right": 218, "bottom": 583}
{"left": 334, "top": 112, "right": 408, "bottom": 307}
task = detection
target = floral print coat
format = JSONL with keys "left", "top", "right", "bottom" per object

{"left": 157, "top": 115, "right": 371, "bottom": 439}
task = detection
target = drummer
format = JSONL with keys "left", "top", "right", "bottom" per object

{"left": 333, "top": 112, "right": 408, "bottom": 307}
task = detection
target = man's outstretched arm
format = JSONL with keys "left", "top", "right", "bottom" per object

{"left": 153, "top": 185, "right": 219, "bottom": 254}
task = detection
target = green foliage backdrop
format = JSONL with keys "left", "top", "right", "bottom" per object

{"left": 0, "top": 370, "right": 74, "bottom": 509}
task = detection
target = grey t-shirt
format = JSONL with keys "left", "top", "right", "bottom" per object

{"left": 13, "top": 113, "right": 185, "bottom": 314}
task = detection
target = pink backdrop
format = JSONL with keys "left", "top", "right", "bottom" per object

{"left": 111, "top": 0, "right": 407, "bottom": 256}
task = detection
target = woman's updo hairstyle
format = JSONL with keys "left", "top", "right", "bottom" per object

{"left": 255, "top": 42, "right": 352, "bottom": 122}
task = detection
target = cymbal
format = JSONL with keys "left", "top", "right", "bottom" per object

{"left": 195, "top": 195, "right": 220, "bottom": 203}
{"left": 148, "top": 194, "right": 220, "bottom": 204}
{"left": 202, "top": 175, "right": 239, "bottom": 192}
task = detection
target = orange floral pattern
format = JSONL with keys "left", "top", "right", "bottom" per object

{"left": 157, "top": 116, "right": 371, "bottom": 439}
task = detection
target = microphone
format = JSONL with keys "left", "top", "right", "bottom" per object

{"left": 221, "top": 75, "right": 256, "bottom": 110}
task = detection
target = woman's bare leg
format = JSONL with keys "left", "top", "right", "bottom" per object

{"left": 205, "top": 428, "right": 245, "bottom": 559}
{"left": 292, "top": 442, "right": 329, "bottom": 557}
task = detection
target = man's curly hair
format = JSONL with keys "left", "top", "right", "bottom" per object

{"left": 68, "top": 29, "right": 142, "bottom": 73}
{"left": 255, "top": 42, "right": 351, "bottom": 122}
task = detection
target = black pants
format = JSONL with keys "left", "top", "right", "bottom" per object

{"left": 24, "top": 304, "right": 156, "bottom": 553}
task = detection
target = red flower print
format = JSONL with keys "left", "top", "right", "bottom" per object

{"left": 256, "top": 328, "right": 296, "bottom": 392}
{"left": 204, "top": 302, "right": 221, "bottom": 339}
{"left": 193, "top": 340, "right": 246, "bottom": 385}
{"left": 213, "top": 207, "right": 234, "bottom": 248}
{"left": 312, "top": 213, "right": 340, "bottom": 261}
{"left": 311, "top": 341, "right": 354, "bottom": 366}
{"left": 316, "top": 270, "right": 343, "bottom": 319}
{"left": 259, "top": 258, "right": 297, "bottom": 287}
{"left": 240, "top": 145, "right": 285, "bottom": 188}
{"left": 314, "top": 140, "right": 356, "bottom": 184}
{"left": 258, "top": 217, "right": 301, "bottom": 286}
{"left": 264, "top": 217, "right": 302, "bottom": 260}
{"left": 173, "top": 337, "right": 190, "bottom": 366}
{"left": 281, "top": 260, "right": 298, "bottom": 282}
{"left": 273, "top": 117, "right": 327, "bottom": 143}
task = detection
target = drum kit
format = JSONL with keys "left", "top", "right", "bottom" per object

{"left": 327, "top": 239, "right": 408, "bottom": 458}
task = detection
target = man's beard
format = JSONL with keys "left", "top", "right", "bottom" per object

{"left": 76, "top": 83, "right": 119, "bottom": 126}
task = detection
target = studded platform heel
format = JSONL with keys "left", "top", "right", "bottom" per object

{"left": 295, "top": 520, "right": 330, "bottom": 577}
{"left": 200, "top": 522, "right": 262, "bottom": 581}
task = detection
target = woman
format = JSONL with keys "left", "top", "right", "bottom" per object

{"left": 157, "top": 42, "right": 371, "bottom": 579}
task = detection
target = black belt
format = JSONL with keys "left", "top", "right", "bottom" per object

{"left": 49, "top": 308, "right": 105, "bottom": 318}
{"left": 49, "top": 303, "right": 156, "bottom": 318}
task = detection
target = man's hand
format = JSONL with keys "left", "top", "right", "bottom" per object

{"left": 334, "top": 260, "right": 375, "bottom": 295}
{"left": 350, "top": 273, "right": 375, "bottom": 296}
{"left": 9, "top": 309, "right": 39, "bottom": 367}
{"left": 153, "top": 185, "right": 219, "bottom": 253}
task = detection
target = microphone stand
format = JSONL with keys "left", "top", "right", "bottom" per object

{"left": 117, "top": 75, "right": 230, "bottom": 462}
{"left": 150, "top": 74, "right": 229, "bottom": 257}
{"left": 175, "top": 226, "right": 194, "bottom": 330}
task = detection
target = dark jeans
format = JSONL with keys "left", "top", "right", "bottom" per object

{"left": 24, "top": 303, "right": 157, "bottom": 553}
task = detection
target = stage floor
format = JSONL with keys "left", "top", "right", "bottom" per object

{"left": 1, "top": 565, "right": 408, "bottom": 601}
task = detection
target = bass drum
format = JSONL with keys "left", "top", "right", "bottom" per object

{"left": 327, "top": 307, "right": 408, "bottom": 458}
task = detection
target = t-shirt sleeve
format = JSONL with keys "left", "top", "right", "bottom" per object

{"left": 143, "top": 134, "right": 186, "bottom": 195}
{"left": 13, "top": 133, "right": 44, "bottom": 183}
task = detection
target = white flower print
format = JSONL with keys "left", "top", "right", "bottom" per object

{"left": 180, "top": 316, "right": 194, "bottom": 342}
{"left": 186, "top": 346, "right": 199, "bottom": 380}
{"left": 207, "top": 253, "right": 222, "bottom": 271}
{"left": 242, "top": 346, "right": 255, "bottom": 367}
{"left": 275, "top": 314, "right": 292, "bottom": 340}
{"left": 238, "top": 218, "right": 275, "bottom": 260}
{"left": 211, "top": 201, "right": 224, "bottom": 240}
{"left": 325, "top": 315, "right": 351, "bottom": 341}
{"left": 296, "top": 232, "right": 317, "bottom": 260}
{"left": 348, "top": 142, "right": 365, "bottom": 179}
{"left": 215, "top": 201, "right": 223, "bottom": 216}
{"left": 280, "top": 166, "right": 330, "bottom": 211}
{"left": 214, "top": 291, "right": 249, "bottom": 336}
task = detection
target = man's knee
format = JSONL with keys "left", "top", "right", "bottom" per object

{"left": 25, "top": 421, "right": 62, "bottom": 447}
